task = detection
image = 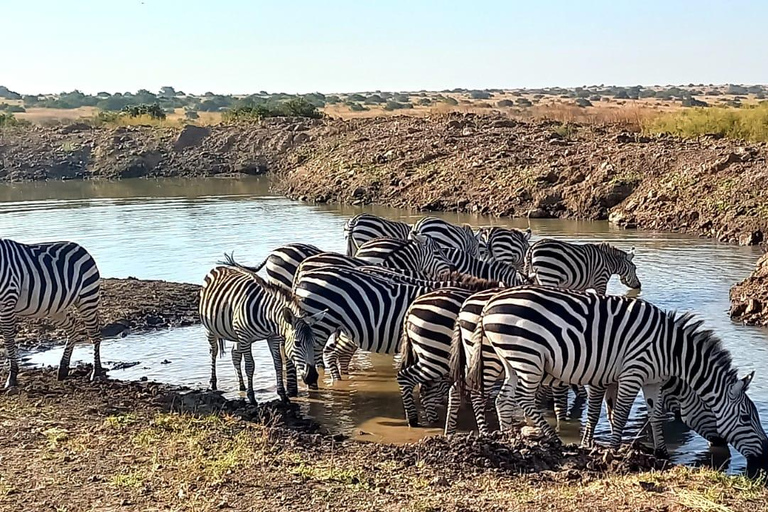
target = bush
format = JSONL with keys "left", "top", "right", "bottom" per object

{"left": 347, "top": 94, "right": 366, "bottom": 102}
{"left": 121, "top": 103, "right": 166, "bottom": 120}
{"left": 468, "top": 90, "right": 491, "bottom": 99}
{"left": 383, "top": 101, "right": 413, "bottom": 111}
{"left": 0, "top": 112, "right": 29, "bottom": 127}
{"left": 516, "top": 98, "right": 532, "bottom": 107}
{"left": 645, "top": 102, "right": 768, "bottom": 141}
{"left": 575, "top": 98, "right": 593, "bottom": 108}
{"left": 496, "top": 99, "right": 515, "bottom": 107}
{"left": 364, "top": 94, "right": 385, "bottom": 104}
{"left": 393, "top": 93, "right": 410, "bottom": 102}
{"left": 184, "top": 109, "right": 199, "bottom": 120}
{"left": 347, "top": 102, "right": 368, "bottom": 112}
{"left": 0, "top": 86, "right": 22, "bottom": 100}
{"left": 727, "top": 84, "right": 748, "bottom": 95}
{"left": 681, "top": 97, "right": 708, "bottom": 107}
{"left": 417, "top": 98, "right": 432, "bottom": 106}
{"left": 442, "top": 97, "right": 458, "bottom": 106}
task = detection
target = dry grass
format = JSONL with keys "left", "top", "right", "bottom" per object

{"left": 644, "top": 103, "right": 768, "bottom": 142}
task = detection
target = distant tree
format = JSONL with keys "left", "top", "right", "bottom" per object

{"left": 364, "top": 94, "right": 385, "bottom": 104}
{"left": 159, "top": 86, "right": 176, "bottom": 98}
{"left": 22, "top": 95, "right": 39, "bottom": 106}
{"left": 727, "top": 84, "right": 748, "bottom": 95}
{"left": 469, "top": 90, "right": 491, "bottom": 99}
{"left": 0, "top": 86, "right": 21, "bottom": 100}
{"left": 394, "top": 93, "right": 410, "bottom": 102}
{"left": 347, "top": 93, "right": 366, "bottom": 102}
{"left": 121, "top": 103, "right": 166, "bottom": 119}
{"left": 184, "top": 109, "right": 199, "bottom": 120}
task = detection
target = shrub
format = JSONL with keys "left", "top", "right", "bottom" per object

{"left": 645, "top": 102, "right": 768, "bottom": 141}
{"left": 516, "top": 98, "right": 532, "bottom": 107}
{"left": 393, "top": 93, "right": 410, "bottom": 102}
{"left": 469, "top": 90, "right": 492, "bottom": 100}
{"left": 0, "top": 112, "right": 29, "bottom": 127}
{"left": 681, "top": 97, "right": 708, "bottom": 107}
{"left": 347, "top": 94, "right": 366, "bottom": 102}
{"left": 496, "top": 99, "right": 515, "bottom": 107}
{"left": 475, "top": 102, "right": 492, "bottom": 108}
{"left": 727, "top": 84, "right": 748, "bottom": 95}
{"left": 383, "top": 101, "right": 413, "bottom": 111}
{"left": 325, "top": 95, "right": 341, "bottom": 104}
{"left": 575, "top": 98, "right": 593, "bottom": 108}
{"left": 184, "top": 109, "right": 199, "bottom": 120}
{"left": 417, "top": 98, "right": 431, "bottom": 106}
{"left": 347, "top": 102, "right": 368, "bottom": 112}
{"left": 364, "top": 94, "right": 385, "bottom": 104}
{"left": 589, "top": 95, "right": 602, "bottom": 101}
{"left": 442, "top": 97, "right": 458, "bottom": 106}
{"left": 121, "top": 103, "right": 166, "bottom": 119}
{"left": 0, "top": 86, "right": 21, "bottom": 100}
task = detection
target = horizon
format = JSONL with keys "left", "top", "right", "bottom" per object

{"left": 5, "top": 0, "right": 768, "bottom": 95}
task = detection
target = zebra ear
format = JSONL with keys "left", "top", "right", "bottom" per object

{"left": 304, "top": 309, "right": 327, "bottom": 326}
{"left": 730, "top": 371, "right": 755, "bottom": 398}
{"left": 524, "top": 228, "right": 532, "bottom": 241}
{"left": 742, "top": 371, "right": 755, "bottom": 391}
{"left": 281, "top": 308, "right": 296, "bottom": 324}
{"left": 626, "top": 247, "right": 635, "bottom": 262}
{"left": 410, "top": 232, "right": 427, "bottom": 244}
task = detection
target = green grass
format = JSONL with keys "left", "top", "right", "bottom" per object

{"left": 645, "top": 102, "right": 768, "bottom": 141}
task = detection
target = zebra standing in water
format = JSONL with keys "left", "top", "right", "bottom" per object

{"left": 248, "top": 243, "right": 323, "bottom": 293}
{"left": 0, "top": 239, "right": 103, "bottom": 387}
{"left": 344, "top": 213, "right": 411, "bottom": 256}
{"left": 411, "top": 216, "right": 482, "bottom": 257}
{"left": 199, "top": 258, "right": 324, "bottom": 403}
{"left": 480, "top": 286, "right": 768, "bottom": 474}
{"left": 478, "top": 227, "right": 531, "bottom": 269}
{"left": 524, "top": 239, "right": 641, "bottom": 294}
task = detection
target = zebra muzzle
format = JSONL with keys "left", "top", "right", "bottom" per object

{"left": 303, "top": 365, "right": 319, "bottom": 389}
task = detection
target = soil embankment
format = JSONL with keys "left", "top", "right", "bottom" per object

{"left": 3, "top": 114, "right": 768, "bottom": 324}
{"left": 16, "top": 277, "right": 200, "bottom": 350}
{"left": 1, "top": 367, "right": 760, "bottom": 512}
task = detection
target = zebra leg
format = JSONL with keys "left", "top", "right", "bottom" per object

{"left": 470, "top": 390, "right": 491, "bottom": 435}
{"left": 239, "top": 341, "right": 257, "bottom": 405}
{"left": 1, "top": 310, "right": 18, "bottom": 389}
{"left": 582, "top": 385, "right": 606, "bottom": 447}
{"left": 322, "top": 333, "right": 342, "bottom": 382}
{"left": 552, "top": 384, "right": 569, "bottom": 429}
{"left": 79, "top": 298, "right": 104, "bottom": 380}
{"left": 338, "top": 344, "right": 356, "bottom": 376}
{"left": 608, "top": 378, "right": 643, "bottom": 450}
{"left": 286, "top": 358, "right": 298, "bottom": 397}
{"left": 231, "top": 343, "right": 245, "bottom": 391}
{"left": 642, "top": 382, "right": 668, "bottom": 458}
{"left": 53, "top": 312, "right": 89, "bottom": 381}
{"left": 445, "top": 383, "right": 461, "bottom": 435}
{"left": 604, "top": 383, "right": 618, "bottom": 432}
{"left": 207, "top": 331, "right": 219, "bottom": 391}
{"left": 267, "top": 336, "right": 289, "bottom": 403}
{"left": 495, "top": 361, "right": 519, "bottom": 432}
{"left": 396, "top": 366, "right": 421, "bottom": 427}
{"left": 517, "top": 379, "right": 558, "bottom": 440}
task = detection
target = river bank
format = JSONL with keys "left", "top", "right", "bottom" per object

{"left": 16, "top": 278, "right": 200, "bottom": 351}
{"left": 2, "top": 115, "right": 767, "bottom": 325}
{"left": 0, "top": 366, "right": 763, "bottom": 512}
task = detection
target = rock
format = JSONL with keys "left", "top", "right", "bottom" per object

{"left": 738, "top": 231, "right": 763, "bottom": 246}
{"left": 174, "top": 125, "right": 210, "bottom": 151}
{"left": 745, "top": 299, "right": 762, "bottom": 316}
{"left": 352, "top": 187, "right": 366, "bottom": 199}
{"left": 527, "top": 208, "right": 550, "bottom": 219}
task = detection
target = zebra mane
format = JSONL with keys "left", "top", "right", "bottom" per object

{"left": 597, "top": 242, "right": 629, "bottom": 258}
{"left": 670, "top": 311, "right": 739, "bottom": 383}
{"left": 218, "top": 252, "right": 297, "bottom": 306}
{"left": 444, "top": 271, "right": 501, "bottom": 291}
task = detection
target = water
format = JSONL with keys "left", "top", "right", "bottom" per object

{"left": 2, "top": 177, "right": 766, "bottom": 472}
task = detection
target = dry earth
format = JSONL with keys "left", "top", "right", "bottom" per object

{"left": 0, "top": 367, "right": 765, "bottom": 512}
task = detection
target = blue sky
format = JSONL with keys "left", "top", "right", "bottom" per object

{"left": 4, "top": 0, "right": 766, "bottom": 95}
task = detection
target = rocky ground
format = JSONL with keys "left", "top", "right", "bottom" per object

{"left": 0, "top": 367, "right": 764, "bottom": 512}
{"left": 15, "top": 278, "right": 200, "bottom": 350}
{"left": 731, "top": 253, "right": 768, "bottom": 326}
{"left": 2, "top": 115, "right": 768, "bottom": 324}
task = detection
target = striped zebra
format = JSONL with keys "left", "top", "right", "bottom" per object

{"left": 355, "top": 235, "right": 454, "bottom": 280}
{"left": 444, "top": 248, "right": 527, "bottom": 284}
{"left": 479, "top": 286, "right": 768, "bottom": 474}
{"left": 199, "top": 259, "right": 324, "bottom": 403}
{"left": 412, "top": 216, "right": 481, "bottom": 256}
{"left": 524, "top": 239, "right": 641, "bottom": 295}
{"left": 344, "top": 213, "right": 411, "bottom": 256}
{"left": 478, "top": 227, "right": 531, "bottom": 269}
{"left": 248, "top": 243, "right": 323, "bottom": 293}
{"left": 1, "top": 239, "right": 103, "bottom": 387}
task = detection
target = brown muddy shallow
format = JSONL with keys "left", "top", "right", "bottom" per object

{"left": 15, "top": 277, "right": 200, "bottom": 350}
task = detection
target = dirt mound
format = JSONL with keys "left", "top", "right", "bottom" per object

{"left": 385, "top": 430, "right": 667, "bottom": 477}
{"left": 15, "top": 278, "right": 200, "bottom": 350}
{"left": 731, "top": 253, "right": 768, "bottom": 326}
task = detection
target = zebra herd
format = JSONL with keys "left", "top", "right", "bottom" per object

{"left": 1, "top": 211, "right": 767, "bottom": 475}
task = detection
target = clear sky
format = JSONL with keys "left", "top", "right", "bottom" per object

{"left": 4, "top": 0, "right": 767, "bottom": 95}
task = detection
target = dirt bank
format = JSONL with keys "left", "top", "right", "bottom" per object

{"left": 731, "top": 253, "right": 768, "bottom": 326}
{"left": 16, "top": 277, "right": 200, "bottom": 350}
{"left": 1, "top": 367, "right": 763, "bottom": 512}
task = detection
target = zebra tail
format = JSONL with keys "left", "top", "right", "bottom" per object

{"left": 465, "top": 318, "right": 486, "bottom": 394}
{"left": 447, "top": 319, "right": 467, "bottom": 393}
{"left": 218, "top": 338, "right": 226, "bottom": 359}
{"left": 218, "top": 253, "right": 269, "bottom": 284}
{"left": 344, "top": 215, "right": 361, "bottom": 256}
{"left": 396, "top": 320, "right": 415, "bottom": 372}
{"left": 522, "top": 247, "right": 535, "bottom": 282}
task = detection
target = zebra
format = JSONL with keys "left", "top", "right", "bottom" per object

{"left": 247, "top": 243, "right": 323, "bottom": 293}
{"left": 411, "top": 216, "right": 481, "bottom": 257}
{"left": 524, "top": 239, "right": 641, "bottom": 295}
{"left": 199, "top": 258, "right": 324, "bottom": 404}
{"left": 344, "top": 213, "right": 411, "bottom": 256}
{"left": 397, "top": 283, "right": 504, "bottom": 427}
{"left": 1, "top": 239, "right": 103, "bottom": 387}
{"left": 479, "top": 286, "right": 768, "bottom": 474}
{"left": 604, "top": 377, "right": 726, "bottom": 450}
{"left": 478, "top": 227, "right": 531, "bottom": 269}
{"left": 444, "top": 248, "right": 528, "bottom": 284}
{"left": 355, "top": 235, "right": 454, "bottom": 280}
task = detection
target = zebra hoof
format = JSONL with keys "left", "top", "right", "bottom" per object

{"left": 287, "top": 388, "right": 299, "bottom": 398}
{"left": 238, "top": 384, "right": 247, "bottom": 392}
{"left": 653, "top": 448, "right": 670, "bottom": 459}
{"left": 408, "top": 417, "right": 419, "bottom": 428}
{"left": 247, "top": 393, "right": 257, "bottom": 406}
{"left": 278, "top": 394, "right": 291, "bottom": 404}
{"left": 57, "top": 367, "right": 70, "bottom": 381}
{"left": 90, "top": 369, "right": 107, "bottom": 382}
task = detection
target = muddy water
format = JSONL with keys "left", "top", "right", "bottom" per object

{"left": 3, "top": 177, "right": 766, "bottom": 472}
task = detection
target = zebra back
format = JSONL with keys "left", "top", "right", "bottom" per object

{"left": 258, "top": 243, "right": 323, "bottom": 292}
{"left": 344, "top": 213, "right": 411, "bottom": 256}
{"left": 444, "top": 248, "right": 524, "bottom": 285}
{"left": 356, "top": 236, "right": 453, "bottom": 279}
{"left": 412, "top": 216, "right": 481, "bottom": 256}
{"left": 295, "top": 252, "right": 365, "bottom": 284}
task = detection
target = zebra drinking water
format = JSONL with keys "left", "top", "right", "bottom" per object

{"left": 478, "top": 227, "right": 531, "bottom": 269}
{"left": 344, "top": 213, "right": 411, "bottom": 256}
{"left": 0, "top": 239, "right": 103, "bottom": 387}
{"left": 524, "top": 239, "right": 640, "bottom": 295}
{"left": 411, "top": 216, "right": 482, "bottom": 257}
{"left": 199, "top": 258, "right": 324, "bottom": 403}
{"left": 479, "top": 286, "right": 768, "bottom": 475}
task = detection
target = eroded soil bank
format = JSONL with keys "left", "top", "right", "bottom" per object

{"left": 16, "top": 277, "right": 200, "bottom": 350}
{"left": 2, "top": 115, "right": 767, "bottom": 324}
{"left": 0, "top": 367, "right": 763, "bottom": 512}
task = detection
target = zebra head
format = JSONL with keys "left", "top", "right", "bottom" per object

{"left": 461, "top": 224, "right": 481, "bottom": 257}
{"left": 720, "top": 371, "right": 768, "bottom": 476}
{"left": 281, "top": 308, "right": 326, "bottom": 389}
{"left": 617, "top": 247, "right": 641, "bottom": 290}
{"left": 476, "top": 227, "right": 490, "bottom": 260}
{"left": 410, "top": 232, "right": 456, "bottom": 278}
{"left": 420, "top": 378, "right": 451, "bottom": 424}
